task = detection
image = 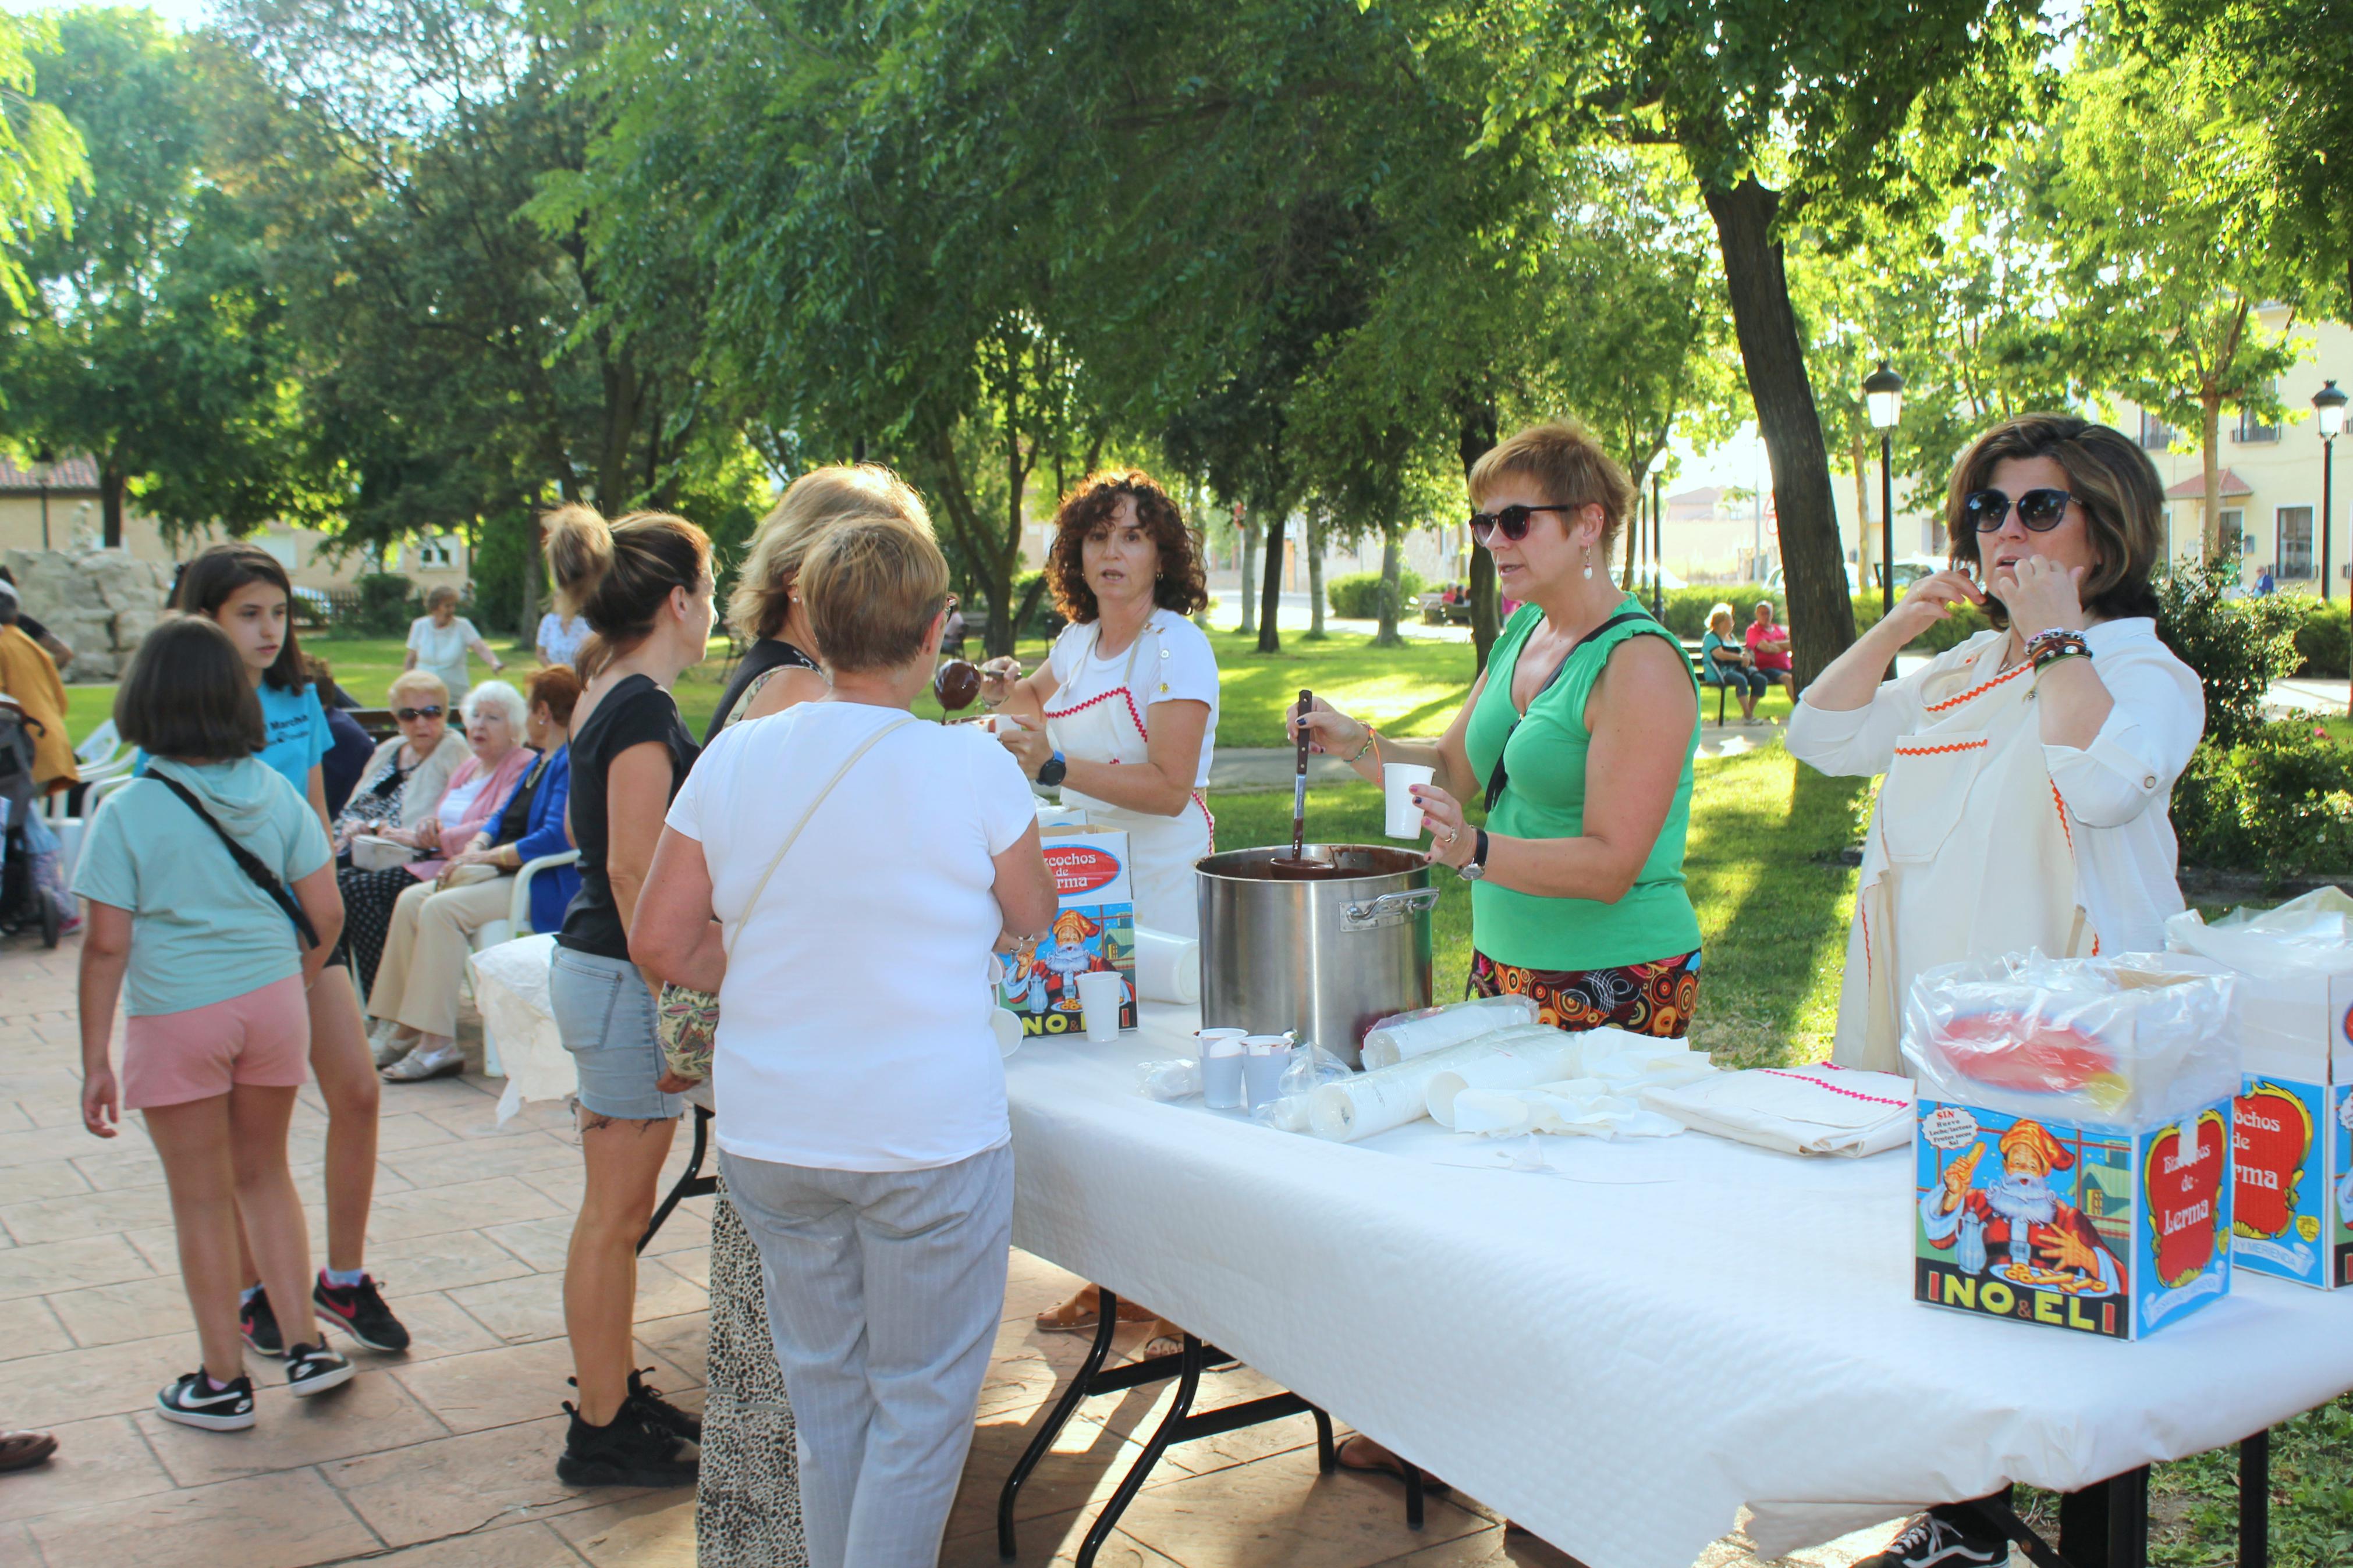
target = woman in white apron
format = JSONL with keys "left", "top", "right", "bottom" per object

{"left": 980, "top": 468, "right": 1216, "bottom": 1341}
{"left": 979, "top": 469, "right": 1217, "bottom": 938}
{"left": 1786, "top": 413, "right": 2203, "bottom": 1568}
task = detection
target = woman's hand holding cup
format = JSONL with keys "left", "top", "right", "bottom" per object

{"left": 993, "top": 713, "right": 1054, "bottom": 778}
{"left": 1414, "top": 783, "right": 1475, "bottom": 869}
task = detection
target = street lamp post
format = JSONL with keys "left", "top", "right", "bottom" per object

{"left": 1864, "top": 363, "right": 1905, "bottom": 617}
{"left": 1651, "top": 471, "right": 1664, "bottom": 620}
{"left": 2314, "top": 379, "right": 2346, "bottom": 713}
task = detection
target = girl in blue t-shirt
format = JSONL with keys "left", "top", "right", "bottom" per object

{"left": 171, "top": 546, "right": 410, "bottom": 1356}
{"left": 77, "top": 617, "right": 353, "bottom": 1427}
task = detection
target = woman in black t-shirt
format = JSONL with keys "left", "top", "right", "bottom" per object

{"left": 541, "top": 503, "right": 714, "bottom": 1491}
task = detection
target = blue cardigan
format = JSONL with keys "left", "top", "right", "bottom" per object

{"left": 501, "top": 745, "right": 579, "bottom": 934}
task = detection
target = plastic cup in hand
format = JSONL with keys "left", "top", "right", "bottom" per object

{"left": 1077, "top": 970, "right": 1125, "bottom": 1042}
{"left": 1200, "top": 1036, "right": 1246, "bottom": 1109}
{"left": 1383, "top": 763, "right": 1437, "bottom": 839}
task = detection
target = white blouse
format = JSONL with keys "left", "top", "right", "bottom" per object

{"left": 1784, "top": 618, "right": 2206, "bottom": 955}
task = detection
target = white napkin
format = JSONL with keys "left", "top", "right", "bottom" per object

{"left": 1641, "top": 1063, "right": 1913, "bottom": 1157}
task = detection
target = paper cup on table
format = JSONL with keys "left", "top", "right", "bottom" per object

{"left": 1383, "top": 763, "right": 1437, "bottom": 840}
{"left": 1200, "top": 1036, "right": 1246, "bottom": 1109}
{"left": 1077, "top": 970, "right": 1125, "bottom": 1042}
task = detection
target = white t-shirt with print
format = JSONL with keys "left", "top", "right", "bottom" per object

{"left": 666, "top": 702, "right": 1038, "bottom": 1172}
{"left": 537, "top": 612, "right": 589, "bottom": 667}
{"left": 1045, "top": 613, "right": 1221, "bottom": 788}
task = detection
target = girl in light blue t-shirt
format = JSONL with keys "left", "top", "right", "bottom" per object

{"left": 170, "top": 545, "right": 413, "bottom": 1359}
{"left": 76, "top": 616, "right": 352, "bottom": 1430}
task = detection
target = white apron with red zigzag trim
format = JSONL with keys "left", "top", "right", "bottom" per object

{"left": 1834, "top": 641, "right": 2095, "bottom": 1072}
{"left": 1042, "top": 614, "right": 1215, "bottom": 938}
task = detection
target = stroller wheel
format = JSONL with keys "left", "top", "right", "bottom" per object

{"left": 37, "top": 889, "right": 59, "bottom": 950}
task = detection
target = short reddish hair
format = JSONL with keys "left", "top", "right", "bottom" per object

{"left": 527, "top": 663, "right": 583, "bottom": 727}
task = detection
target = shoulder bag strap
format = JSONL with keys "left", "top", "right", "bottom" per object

{"left": 1482, "top": 610, "right": 1653, "bottom": 812}
{"left": 150, "top": 774, "right": 322, "bottom": 949}
{"left": 719, "top": 714, "right": 918, "bottom": 958}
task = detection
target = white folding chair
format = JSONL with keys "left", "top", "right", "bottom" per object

{"left": 469, "top": 849, "right": 580, "bottom": 1075}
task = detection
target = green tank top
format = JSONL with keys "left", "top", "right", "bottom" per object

{"left": 1461, "top": 597, "right": 1703, "bottom": 970}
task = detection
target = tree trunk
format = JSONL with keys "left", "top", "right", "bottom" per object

{"left": 1307, "top": 511, "right": 1327, "bottom": 637}
{"left": 1702, "top": 177, "right": 1854, "bottom": 689}
{"left": 1460, "top": 404, "right": 1500, "bottom": 672}
{"left": 1851, "top": 431, "right": 1875, "bottom": 605}
{"left": 1375, "top": 520, "right": 1406, "bottom": 646}
{"left": 100, "top": 461, "right": 125, "bottom": 549}
{"left": 520, "top": 513, "right": 541, "bottom": 641}
{"left": 1238, "top": 522, "right": 1258, "bottom": 635}
{"left": 1257, "top": 509, "right": 1286, "bottom": 654}
{"left": 2199, "top": 390, "right": 2224, "bottom": 561}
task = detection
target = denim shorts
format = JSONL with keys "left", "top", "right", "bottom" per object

{"left": 549, "top": 945, "right": 684, "bottom": 1121}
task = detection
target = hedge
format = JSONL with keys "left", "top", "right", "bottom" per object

{"left": 1328, "top": 569, "right": 1428, "bottom": 620}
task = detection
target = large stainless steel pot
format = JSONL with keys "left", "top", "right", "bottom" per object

{"left": 1197, "top": 844, "right": 1438, "bottom": 1068}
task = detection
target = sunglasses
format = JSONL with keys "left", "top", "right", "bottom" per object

{"left": 395, "top": 706, "right": 445, "bottom": 722}
{"left": 1469, "top": 504, "right": 1580, "bottom": 545}
{"left": 1964, "top": 488, "right": 2076, "bottom": 533}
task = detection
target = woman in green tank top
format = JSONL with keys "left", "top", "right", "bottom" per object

{"left": 1290, "top": 419, "right": 1704, "bottom": 1038}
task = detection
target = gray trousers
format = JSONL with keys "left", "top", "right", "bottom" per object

{"left": 718, "top": 1143, "right": 1014, "bottom": 1568}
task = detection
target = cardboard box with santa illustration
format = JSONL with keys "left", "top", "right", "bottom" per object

{"left": 2167, "top": 898, "right": 2353, "bottom": 1289}
{"left": 993, "top": 824, "right": 1137, "bottom": 1036}
{"left": 1914, "top": 1099, "right": 2233, "bottom": 1340}
{"left": 1906, "top": 954, "right": 2241, "bottom": 1339}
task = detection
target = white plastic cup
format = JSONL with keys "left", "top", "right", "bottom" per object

{"left": 1201, "top": 1035, "right": 1246, "bottom": 1109}
{"left": 1077, "top": 970, "right": 1126, "bottom": 1042}
{"left": 1383, "top": 763, "right": 1437, "bottom": 839}
{"left": 1241, "top": 1038, "right": 1290, "bottom": 1110}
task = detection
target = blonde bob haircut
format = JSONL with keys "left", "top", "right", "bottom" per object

{"left": 801, "top": 515, "right": 950, "bottom": 673}
{"left": 1467, "top": 419, "right": 1638, "bottom": 559}
{"left": 1707, "top": 602, "right": 1736, "bottom": 631}
{"left": 387, "top": 670, "right": 450, "bottom": 709}
{"left": 728, "top": 464, "right": 934, "bottom": 643}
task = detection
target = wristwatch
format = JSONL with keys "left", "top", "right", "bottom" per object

{"left": 1457, "top": 828, "right": 1490, "bottom": 881}
{"left": 1036, "top": 750, "right": 1068, "bottom": 788}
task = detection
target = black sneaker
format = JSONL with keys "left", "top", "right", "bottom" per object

{"left": 239, "top": 1289, "right": 283, "bottom": 1358}
{"left": 313, "top": 1272, "right": 411, "bottom": 1353}
{"left": 555, "top": 1401, "right": 698, "bottom": 1488}
{"left": 565, "top": 1367, "right": 703, "bottom": 1442}
{"left": 1857, "top": 1505, "right": 2010, "bottom": 1568}
{"left": 156, "top": 1370, "right": 255, "bottom": 1431}
{"left": 285, "top": 1340, "right": 354, "bottom": 1398}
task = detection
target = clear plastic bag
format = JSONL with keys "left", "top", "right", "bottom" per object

{"left": 1276, "top": 1039, "right": 1350, "bottom": 1098}
{"left": 1135, "top": 1059, "right": 1201, "bottom": 1101}
{"left": 1901, "top": 950, "right": 2238, "bottom": 1125}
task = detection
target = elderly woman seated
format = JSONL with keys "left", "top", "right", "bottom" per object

{"left": 336, "top": 671, "right": 471, "bottom": 850}
{"left": 1699, "top": 602, "right": 1769, "bottom": 724}
{"left": 368, "top": 668, "right": 583, "bottom": 1081}
{"left": 335, "top": 678, "right": 535, "bottom": 1001}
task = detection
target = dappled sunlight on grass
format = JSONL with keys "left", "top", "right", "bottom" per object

{"left": 1208, "top": 627, "right": 1477, "bottom": 746}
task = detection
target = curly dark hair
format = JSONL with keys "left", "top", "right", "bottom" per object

{"left": 1046, "top": 470, "right": 1208, "bottom": 625}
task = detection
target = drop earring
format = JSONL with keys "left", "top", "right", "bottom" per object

{"left": 1582, "top": 545, "right": 1595, "bottom": 581}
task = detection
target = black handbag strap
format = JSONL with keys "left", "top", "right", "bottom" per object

{"left": 151, "top": 773, "right": 322, "bottom": 950}
{"left": 1483, "top": 610, "right": 1655, "bottom": 813}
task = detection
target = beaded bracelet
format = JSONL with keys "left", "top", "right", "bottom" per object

{"left": 2032, "top": 642, "right": 2092, "bottom": 673}
{"left": 1347, "top": 726, "right": 1379, "bottom": 765}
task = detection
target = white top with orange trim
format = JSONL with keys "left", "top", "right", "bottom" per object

{"left": 1787, "top": 618, "right": 2205, "bottom": 1062}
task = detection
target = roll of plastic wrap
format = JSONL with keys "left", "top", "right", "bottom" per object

{"left": 1133, "top": 927, "right": 1201, "bottom": 1004}
{"left": 1360, "top": 994, "right": 1539, "bottom": 1069}
{"left": 1424, "top": 1033, "right": 1592, "bottom": 1128}
{"left": 1306, "top": 1025, "right": 1564, "bottom": 1143}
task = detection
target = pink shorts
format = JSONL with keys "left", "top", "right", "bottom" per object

{"left": 123, "top": 976, "right": 311, "bottom": 1110}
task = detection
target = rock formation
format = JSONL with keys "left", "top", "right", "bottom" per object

{"left": 1, "top": 547, "right": 173, "bottom": 682}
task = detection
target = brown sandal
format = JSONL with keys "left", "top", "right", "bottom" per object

{"left": 1034, "top": 1286, "right": 1160, "bottom": 1334}
{"left": 0, "top": 1430, "right": 57, "bottom": 1473}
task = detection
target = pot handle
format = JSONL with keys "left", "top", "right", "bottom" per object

{"left": 1341, "top": 888, "right": 1442, "bottom": 930}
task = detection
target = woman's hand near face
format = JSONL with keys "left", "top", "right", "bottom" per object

{"left": 1991, "top": 555, "right": 2087, "bottom": 636}
{"left": 1885, "top": 568, "right": 1986, "bottom": 641}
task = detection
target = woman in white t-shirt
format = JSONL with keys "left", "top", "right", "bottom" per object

{"left": 633, "top": 515, "right": 1055, "bottom": 1562}
{"left": 979, "top": 468, "right": 1219, "bottom": 937}
{"left": 403, "top": 585, "right": 503, "bottom": 702}
{"left": 536, "top": 609, "right": 590, "bottom": 669}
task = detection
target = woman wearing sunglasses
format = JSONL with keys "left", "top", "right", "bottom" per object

{"left": 1786, "top": 413, "right": 2201, "bottom": 1083}
{"left": 1294, "top": 419, "right": 1704, "bottom": 1032}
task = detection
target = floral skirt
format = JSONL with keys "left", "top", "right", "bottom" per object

{"left": 1467, "top": 947, "right": 1701, "bottom": 1038}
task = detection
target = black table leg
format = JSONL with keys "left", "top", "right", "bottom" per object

{"left": 1398, "top": 1460, "right": 1427, "bottom": 1530}
{"left": 1076, "top": 1332, "right": 1209, "bottom": 1568}
{"left": 2056, "top": 1467, "right": 2148, "bottom": 1568}
{"left": 999, "top": 1288, "right": 1124, "bottom": 1559}
{"left": 2240, "top": 1431, "right": 2270, "bottom": 1568}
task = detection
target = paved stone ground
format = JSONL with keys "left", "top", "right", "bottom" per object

{"left": 0, "top": 930, "right": 1909, "bottom": 1568}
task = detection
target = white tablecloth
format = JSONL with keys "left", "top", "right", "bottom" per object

{"left": 1003, "top": 1004, "right": 2353, "bottom": 1568}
